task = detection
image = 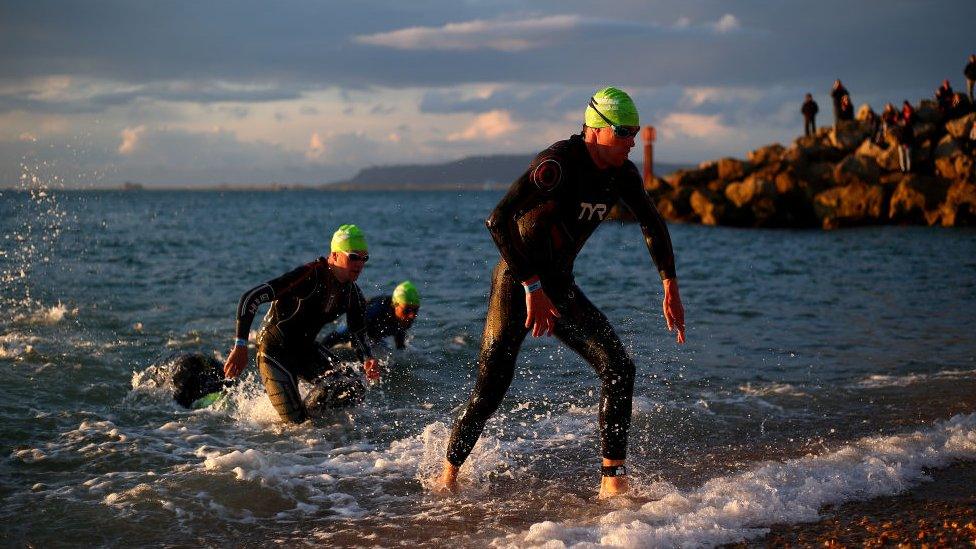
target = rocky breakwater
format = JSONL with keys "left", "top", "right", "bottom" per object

{"left": 631, "top": 101, "right": 976, "bottom": 229}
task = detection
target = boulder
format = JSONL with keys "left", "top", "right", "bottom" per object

{"left": 690, "top": 189, "right": 727, "bottom": 226}
{"left": 888, "top": 175, "right": 950, "bottom": 225}
{"left": 940, "top": 181, "right": 976, "bottom": 226}
{"left": 856, "top": 104, "right": 875, "bottom": 121}
{"left": 725, "top": 173, "right": 775, "bottom": 208}
{"left": 814, "top": 182, "right": 888, "bottom": 229}
{"left": 643, "top": 176, "right": 671, "bottom": 195}
{"left": 829, "top": 120, "right": 871, "bottom": 151}
{"left": 667, "top": 164, "right": 718, "bottom": 189}
{"left": 934, "top": 135, "right": 964, "bottom": 179}
{"left": 946, "top": 112, "right": 976, "bottom": 140}
{"left": 912, "top": 122, "right": 940, "bottom": 143}
{"left": 855, "top": 140, "right": 901, "bottom": 173}
{"left": 748, "top": 143, "right": 785, "bottom": 166}
{"left": 716, "top": 157, "right": 752, "bottom": 181}
{"left": 833, "top": 154, "right": 880, "bottom": 185}
{"left": 797, "top": 161, "right": 835, "bottom": 186}
{"left": 772, "top": 168, "right": 819, "bottom": 227}
{"left": 915, "top": 100, "right": 941, "bottom": 124}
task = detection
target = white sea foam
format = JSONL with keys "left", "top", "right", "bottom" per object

{"left": 0, "top": 332, "right": 39, "bottom": 359}
{"left": 854, "top": 369, "right": 976, "bottom": 389}
{"left": 493, "top": 412, "right": 976, "bottom": 548}
{"left": 738, "top": 382, "right": 808, "bottom": 397}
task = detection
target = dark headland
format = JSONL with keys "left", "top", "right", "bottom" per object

{"left": 326, "top": 153, "right": 690, "bottom": 191}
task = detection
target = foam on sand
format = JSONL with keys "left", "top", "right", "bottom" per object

{"left": 493, "top": 412, "right": 976, "bottom": 548}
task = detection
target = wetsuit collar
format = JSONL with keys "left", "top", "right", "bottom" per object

{"left": 571, "top": 132, "right": 610, "bottom": 173}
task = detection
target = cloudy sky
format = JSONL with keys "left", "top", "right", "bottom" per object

{"left": 2, "top": 0, "right": 973, "bottom": 186}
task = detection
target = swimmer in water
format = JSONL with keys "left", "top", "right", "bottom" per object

{"left": 222, "top": 224, "right": 379, "bottom": 424}
{"left": 437, "top": 87, "right": 686, "bottom": 498}
{"left": 322, "top": 280, "right": 420, "bottom": 351}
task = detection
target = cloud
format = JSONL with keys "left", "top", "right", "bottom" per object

{"left": 658, "top": 112, "right": 734, "bottom": 140}
{"left": 19, "top": 132, "right": 37, "bottom": 142}
{"left": 354, "top": 15, "right": 581, "bottom": 52}
{"left": 447, "top": 110, "right": 519, "bottom": 142}
{"left": 306, "top": 132, "right": 325, "bottom": 160}
{"left": 713, "top": 14, "right": 740, "bottom": 33}
{"left": 0, "top": 78, "right": 303, "bottom": 115}
{"left": 118, "top": 125, "right": 146, "bottom": 154}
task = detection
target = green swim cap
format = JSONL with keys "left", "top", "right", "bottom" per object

{"left": 330, "top": 224, "right": 368, "bottom": 253}
{"left": 392, "top": 280, "right": 420, "bottom": 306}
{"left": 584, "top": 86, "right": 639, "bottom": 128}
{"left": 191, "top": 391, "right": 224, "bottom": 409}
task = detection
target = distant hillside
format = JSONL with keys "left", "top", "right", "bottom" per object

{"left": 326, "top": 154, "right": 690, "bottom": 190}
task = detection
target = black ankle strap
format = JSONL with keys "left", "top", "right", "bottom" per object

{"left": 601, "top": 465, "right": 627, "bottom": 477}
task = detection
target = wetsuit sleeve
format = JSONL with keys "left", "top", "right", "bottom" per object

{"left": 346, "top": 284, "right": 373, "bottom": 361}
{"left": 234, "top": 263, "right": 317, "bottom": 340}
{"left": 486, "top": 152, "right": 561, "bottom": 281}
{"left": 616, "top": 163, "right": 677, "bottom": 281}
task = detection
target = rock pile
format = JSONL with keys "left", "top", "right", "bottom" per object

{"left": 632, "top": 99, "right": 976, "bottom": 228}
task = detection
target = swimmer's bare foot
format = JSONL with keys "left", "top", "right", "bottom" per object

{"left": 434, "top": 460, "right": 459, "bottom": 494}
{"left": 598, "top": 460, "right": 629, "bottom": 499}
{"left": 598, "top": 475, "right": 630, "bottom": 499}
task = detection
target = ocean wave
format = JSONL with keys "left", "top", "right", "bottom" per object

{"left": 853, "top": 369, "right": 976, "bottom": 389}
{"left": 738, "top": 382, "right": 809, "bottom": 398}
{"left": 493, "top": 412, "right": 976, "bottom": 548}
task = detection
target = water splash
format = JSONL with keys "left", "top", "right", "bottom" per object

{"left": 1, "top": 159, "right": 68, "bottom": 315}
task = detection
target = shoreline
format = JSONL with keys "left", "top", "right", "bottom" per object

{"left": 734, "top": 460, "right": 976, "bottom": 547}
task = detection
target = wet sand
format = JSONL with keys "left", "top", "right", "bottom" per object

{"left": 733, "top": 461, "right": 976, "bottom": 547}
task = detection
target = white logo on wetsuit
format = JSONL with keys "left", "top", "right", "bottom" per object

{"left": 579, "top": 202, "right": 608, "bottom": 220}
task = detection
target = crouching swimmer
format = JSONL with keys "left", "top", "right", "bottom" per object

{"left": 322, "top": 280, "right": 421, "bottom": 351}
{"left": 222, "top": 224, "right": 380, "bottom": 423}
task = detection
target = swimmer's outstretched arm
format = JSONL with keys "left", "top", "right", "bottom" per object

{"left": 616, "top": 165, "right": 685, "bottom": 343}
{"left": 223, "top": 263, "right": 318, "bottom": 378}
{"left": 347, "top": 285, "right": 380, "bottom": 381}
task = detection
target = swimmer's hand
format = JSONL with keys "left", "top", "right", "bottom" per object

{"left": 662, "top": 278, "right": 686, "bottom": 344}
{"left": 523, "top": 277, "right": 560, "bottom": 337}
{"left": 223, "top": 345, "right": 249, "bottom": 378}
{"left": 363, "top": 358, "right": 380, "bottom": 381}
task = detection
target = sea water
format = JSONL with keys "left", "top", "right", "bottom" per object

{"left": 1, "top": 187, "right": 975, "bottom": 547}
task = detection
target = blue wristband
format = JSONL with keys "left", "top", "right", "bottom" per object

{"left": 523, "top": 280, "right": 542, "bottom": 293}
{"left": 234, "top": 338, "right": 247, "bottom": 348}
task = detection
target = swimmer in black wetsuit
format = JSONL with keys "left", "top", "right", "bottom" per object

{"left": 222, "top": 224, "right": 379, "bottom": 424}
{"left": 437, "top": 87, "right": 686, "bottom": 498}
{"left": 322, "top": 280, "right": 420, "bottom": 350}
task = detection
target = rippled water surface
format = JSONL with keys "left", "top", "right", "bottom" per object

{"left": 2, "top": 188, "right": 975, "bottom": 547}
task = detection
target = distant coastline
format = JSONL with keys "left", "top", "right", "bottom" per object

{"left": 1, "top": 153, "right": 690, "bottom": 192}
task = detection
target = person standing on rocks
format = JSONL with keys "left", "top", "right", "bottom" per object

{"left": 838, "top": 94, "right": 854, "bottom": 123}
{"left": 964, "top": 54, "right": 976, "bottom": 103}
{"left": 831, "top": 80, "right": 850, "bottom": 125}
{"left": 936, "top": 79, "right": 955, "bottom": 118}
{"left": 881, "top": 103, "right": 899, "bottom": 142}
{"left": 801, "top": 93, "right": 819, "bottom": 136}
{"left": 897, "top": 101, "right": 916, "bottom": 173}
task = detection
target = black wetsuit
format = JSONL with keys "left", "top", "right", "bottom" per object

{"left": 445, "top": 133, "right": 677, "bottom": 466}
{"left": 235, "top": 258, "right": 372, "bottom": 423}
{"left": 322, "top": 295, "right": 413, "bottom": 350}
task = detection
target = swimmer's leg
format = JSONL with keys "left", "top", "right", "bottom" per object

{"left": 257, "top": 347, "right": 308, "bottom": 424}
{"left": 441, "top": 266, "right": 528, "bottom": 489}
{"left": 553, "top": 286, "right": 636, "bottom": 497}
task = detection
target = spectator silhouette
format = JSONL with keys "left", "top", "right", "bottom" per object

{"left": 837, "top": 94, "right": 854, "bottom": 123}
{"left": 830, "top": 79, "right": 850, "bottom": 124}
{"left": 801, "top": 93, "right": 819, "bottom": 136}
{"left": 965, "top": 54, "right": 976, "bottom": 103}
